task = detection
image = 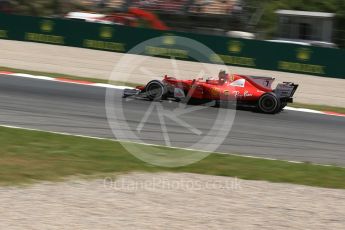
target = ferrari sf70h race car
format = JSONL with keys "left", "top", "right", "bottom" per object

{"left": 123, "top": 71, "right": 298, "bottom": 114}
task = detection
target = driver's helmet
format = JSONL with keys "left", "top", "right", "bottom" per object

{"left": 218, "top": 70, "right": 229, "bottom": 84}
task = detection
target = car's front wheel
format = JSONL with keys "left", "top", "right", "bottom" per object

{"left": 145, "top": 80, "right": 167, "bottom": 101}
{"left": 257, "top": 93, "right": 281, "bottom": 114}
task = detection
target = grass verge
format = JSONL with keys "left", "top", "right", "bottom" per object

{"left": 1, "top": 66, "right": 344, "bottom": 114}
{"left": 291, "top": 103, "right": 345, "bottom": 114}
{"left": 1, "top": 126, "right": 345, "bottom": 189}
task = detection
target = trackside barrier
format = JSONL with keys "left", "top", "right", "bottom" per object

{"left": 0, "top": 13, "right": 344, "bottom": 78}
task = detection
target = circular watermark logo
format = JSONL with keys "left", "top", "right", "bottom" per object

{"left": 105, "top": 36, "right": 237, "bottom": 167}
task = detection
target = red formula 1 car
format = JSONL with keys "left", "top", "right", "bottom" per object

{"left": 123, "top": 71, "right": 298, "bottom": 114}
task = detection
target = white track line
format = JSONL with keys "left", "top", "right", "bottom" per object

{"left": 285, "top": 107, "right": 324, "bottom": 114}
{"left": 0, "top": 72, "right": 128, "bottom": 90}
{"left": 1, "top": 124, "right": 344, "bottom": 169}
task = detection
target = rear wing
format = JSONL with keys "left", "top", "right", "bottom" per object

{"left": 275, "top": 82, "right": 299, "bottom": 99}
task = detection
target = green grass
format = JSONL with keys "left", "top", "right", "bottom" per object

{"left": 1, "top": 126, "right": 345, "bottom": 189}
{"left": 1, "top": 66, "right": 344, "bottom": 114}
{"left": 292, "top": 103, "right": 345, "bottom": 114}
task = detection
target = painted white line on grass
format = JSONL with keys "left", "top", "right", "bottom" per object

{"left": 287, "top": 161, "right": 304, "bottom": 164}
{"left": 1, "top": 123, "right": 344, "bottom": 169}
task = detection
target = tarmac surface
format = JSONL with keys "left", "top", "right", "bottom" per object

{"left": 1, "top": 75, "right": 344, "bottom": 166}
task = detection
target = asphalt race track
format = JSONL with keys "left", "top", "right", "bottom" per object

{"left": 1, "top": 74, "right": 344, "bottom": 166}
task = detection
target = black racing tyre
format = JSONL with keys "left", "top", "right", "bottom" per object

{"left": 145, "top": 80, "right": 167, "bottom": 101}
{"left": 278, "top": 102, "right": 288, "bottom": 112}
{"left": 257, "top": 93, "right": 281, "bottom": 114}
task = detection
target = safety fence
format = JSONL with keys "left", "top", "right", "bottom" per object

{"left": 0, "top": 13, "right": 344, "bottom": 78}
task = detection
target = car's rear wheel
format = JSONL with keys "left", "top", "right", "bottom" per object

{"left": 145, "top": 80, "right": 167, "bottom": 101}
{"left": 278, "top": 102, "right": 288, "bottom": 112}
{"left": 257, "top": 93, "right": 281, "bottom": 114}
